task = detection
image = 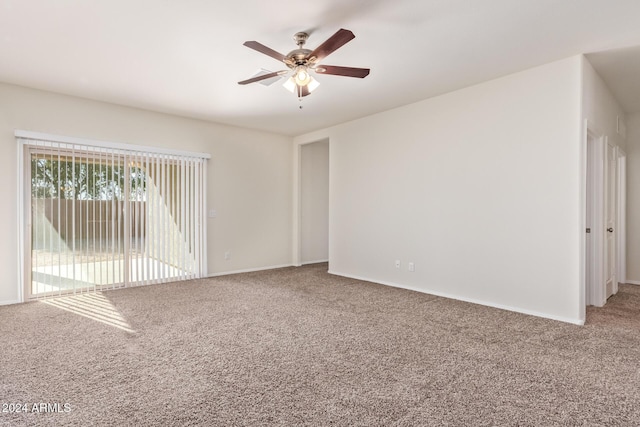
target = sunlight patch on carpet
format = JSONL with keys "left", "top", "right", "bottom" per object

{"left": 42, "top": 292, "right": 135, "bottom": 333}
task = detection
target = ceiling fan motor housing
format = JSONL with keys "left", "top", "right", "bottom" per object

{"left": 285, "top": 32, "right": 314, "bottom": 68}
{"left": 285, "top": 48, "right": 313, "bottom": 67}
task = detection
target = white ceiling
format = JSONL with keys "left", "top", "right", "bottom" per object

{"left": 1, "top": 0, "right": 640, "bottom": 136}
{"left": 586, "top": 45, "right": 640, "bottom": 114}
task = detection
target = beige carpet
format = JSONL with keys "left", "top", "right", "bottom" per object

{"left": 1, "top": 263, "right": 639, "bottom": 426}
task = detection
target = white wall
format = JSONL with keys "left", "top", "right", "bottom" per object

{"left": 0, "top": 83, "right": 293, "bottom": 304}
{"left": 626, "top": 112, "right": 640, "bottom": 283}
{"left": 582, "top": 58, "right": 627, "bottom": 152}
{"left": 295, "top": 56, "right": 584, "bottom": 324}
{"left": 300, "top": 141, "right": 329, "bottom": 264}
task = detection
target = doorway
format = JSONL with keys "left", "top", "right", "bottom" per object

{"left": 299, "top": 140, "right": 329, "bottom": 265}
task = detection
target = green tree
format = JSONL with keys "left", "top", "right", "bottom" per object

{"left": 31, "top": 157, "right": 145, "bottom": 200}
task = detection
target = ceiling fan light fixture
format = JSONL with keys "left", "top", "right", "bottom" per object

{"left": 283, "top": 76, "right": 319, "bottom": 94}
{"left": 294, "top": 66, "right": 311, "bottom": 86}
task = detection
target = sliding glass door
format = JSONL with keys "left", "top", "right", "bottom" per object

{"left": 30, "top": 148, "right": 126, "bottom": 295}
{"left": 23, "top": 138, "right": 205, "bottom": 299}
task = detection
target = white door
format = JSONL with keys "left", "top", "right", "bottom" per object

{"left": 604, "top": 142, "right": 617, "bottom": 299}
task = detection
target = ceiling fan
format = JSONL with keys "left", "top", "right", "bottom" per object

{"left": 238, "top": 28, "right": 370, "bottom": 98}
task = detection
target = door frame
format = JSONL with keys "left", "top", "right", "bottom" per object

{"left": 17, "top": 141, "right": 28, "bottom": 303}
{"left": 582, "top": 119, "right": 626, "bottom": 310}
{"left": 292, "top": 137, "right": 330, "bottom": 267}
{"left": 616, "top": 148, "right": 627, "bottom": 287}
{"left": 298, "top": 140, "right": 330, "bottom": 265}
{"left": 604, "top": 139, "right": 617, "bottom": 300}
{"left": 583, "top": 120, "right": 606, "bottom": 309}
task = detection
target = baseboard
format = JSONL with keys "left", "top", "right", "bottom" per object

{"left": 0, "top": 299, "right": 21, "bottom": 307}
{"left": 302, "top": 259, "right": 329, "bottom": 266}
{"left": 207, "top": 264, "right": 294, "bottom": 278}
{"left": 625, "top": 280, "right": 640, "bottom": 286}
{"left": 327, "top": 270, "right": 584, "bottom": 326}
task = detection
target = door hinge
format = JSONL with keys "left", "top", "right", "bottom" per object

{"left": 586, "top": 228, "right": 591, "bottom": 233}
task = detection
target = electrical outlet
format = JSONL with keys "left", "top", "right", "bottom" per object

{"left": 408, "top": 262, "right": 415, "bottom": 272}
{"left": 224, "top": 251, "right": 231, "bottom": 260}
{"left": 395, "top": 260, "right": 401, "bottom": 269}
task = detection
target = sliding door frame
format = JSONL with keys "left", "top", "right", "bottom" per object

{"left": 17, "top": 130, "right": 210, "bottom": 302}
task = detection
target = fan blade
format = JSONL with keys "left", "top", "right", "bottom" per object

{"left": 315, "top": 65, "right": 370, "bottom": 78}
{"left": 243, "top": 41, "right": 287, "bottom": 62}
{"left": 238, "top": 71, "right": 287, "bottom": 85}
{"left": 307, "top": 28, "right": 355, "bottom": 63}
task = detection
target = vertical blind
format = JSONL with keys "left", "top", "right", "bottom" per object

{"left": 19, "top": 134, "right": 208, "bottom": 299}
